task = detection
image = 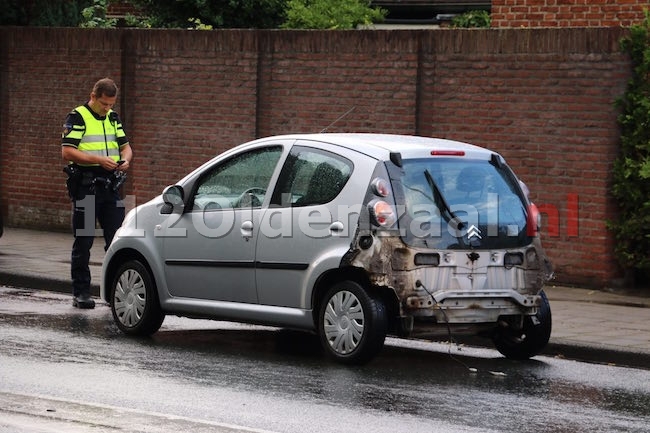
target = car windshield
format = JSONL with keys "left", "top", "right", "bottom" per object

{"left": 399, "top": 157, "right": 530, "bottom": 249}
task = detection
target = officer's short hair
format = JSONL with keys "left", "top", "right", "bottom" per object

{"left": 93, "top": 78, "right": 118, "bottom": 98}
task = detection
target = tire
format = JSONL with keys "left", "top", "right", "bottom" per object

{"left": 111, "top": 259, "right": 165, "bottom": 336}
{"left": 318, "top": 281, "right": 387, "bottom": 365}
{"left": 493, "top": 290, "right": 552, "bottom": 360}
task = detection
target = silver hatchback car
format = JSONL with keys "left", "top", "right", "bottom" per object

{"left": 101, "top": 133, "right": 553, "bottom": 364}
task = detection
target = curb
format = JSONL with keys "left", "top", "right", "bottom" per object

{"left": 543, "top": 341, "right": 650, "bottom": 370}
{"left": 0, "top": 271, "right": 99, "bottom": 297}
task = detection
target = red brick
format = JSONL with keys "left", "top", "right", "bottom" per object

{"left": 491, "top": 0, "right": 647, "bottom": 27}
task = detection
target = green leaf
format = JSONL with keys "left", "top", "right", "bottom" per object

{"left": 640, "top": 158, "right": 650, "bottom": 179}
{"left": 611, "top": 10, "right": 650, "bottom": 275}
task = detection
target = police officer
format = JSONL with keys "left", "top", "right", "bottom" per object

{"left": 61, "top": 78, "right": 133, "bottom": 309}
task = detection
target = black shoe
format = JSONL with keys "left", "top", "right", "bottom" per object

{"left": 73, "top": 294, "right": 95, "bottom": 309}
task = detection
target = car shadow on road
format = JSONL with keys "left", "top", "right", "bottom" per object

{"left": 140, "top": 326, "right": 550, "bottom": 372}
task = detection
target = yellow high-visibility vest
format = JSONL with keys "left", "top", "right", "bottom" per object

{"left": 74, "top": 105, "right": 122, "bottom": 166}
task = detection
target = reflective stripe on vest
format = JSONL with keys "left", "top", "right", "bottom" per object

{"left": 76, "top": 105, "right": 121, "bottom": 166}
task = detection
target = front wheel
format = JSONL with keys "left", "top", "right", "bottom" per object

{"left": 111, "top": 259, "right": 165, "bottom": 336}
{"left": 318, "top": 281, "right": 387, "bottom": 365}
{"left": 492, "top": 290, "right": 552, "bottom": 360}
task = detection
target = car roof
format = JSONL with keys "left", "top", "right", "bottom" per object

{"left": 256, "top": 133, "right": 496, "bottom": 161}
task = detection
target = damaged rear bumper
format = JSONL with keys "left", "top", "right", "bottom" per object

{"left": 345, "top": 233, "right": 553, "bottom": 337}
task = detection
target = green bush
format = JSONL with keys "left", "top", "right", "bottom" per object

{"left": 281, "top": 0, "right": 386, "bottom": 29}
{"left": 451, "top": 10, "right": 491, "bottom": 28}
{"left": 610, "top": 11, "right": 650, "bottom": 285}
{"left": 75, "top": 0, "right": 385, "bottom": 29}
{"left": 80, "top": 0, "right": 116, "bottom": 28}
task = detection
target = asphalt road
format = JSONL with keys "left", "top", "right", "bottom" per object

{"left": 1, "top": 287, "right": 650, "bottom": 433}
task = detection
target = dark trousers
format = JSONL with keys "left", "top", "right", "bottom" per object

{"left": 71, "top": 190, "right": 124, "bottom": 297}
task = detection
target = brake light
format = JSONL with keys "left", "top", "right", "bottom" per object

{"left": 370, "top": 200, "right": 396, "bottom": 227}
{"left": 526, "top": 203, "right": 541, "bottom": 237}
{"left": 431, "top": 150, "right": 465, "bottom": 156}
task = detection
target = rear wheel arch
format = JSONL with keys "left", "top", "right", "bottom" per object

{"left": 311, "top": 267, "right": 375, "bottom": 323}
{"left": 310, "top": 267, "right": 400, "bottom": 331}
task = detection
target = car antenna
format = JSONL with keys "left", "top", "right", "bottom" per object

{"left": 320, "top": 106, "right": 356, "bottom": 133}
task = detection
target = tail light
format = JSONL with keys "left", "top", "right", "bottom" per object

{"left": 526, "top": 203, "right": 541, "bottom": 237}
{"left": 371, "top": 177, "right": 391, "bottom": 197}
{"left": 369, "top": 199, "right": 396, "bottom": 227}
{"left": 369, "top": 177, "right": 396, "bottom": 227}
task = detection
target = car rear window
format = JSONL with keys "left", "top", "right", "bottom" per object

{"left": 398, "top": 158, "right": 531, "bottom": 249}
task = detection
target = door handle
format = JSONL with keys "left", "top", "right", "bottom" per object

{"left": 241, "top": 220, "right": 254, "bottom": 239}
{"left": 329, "top": 221, "right": 344, "bottom": 233}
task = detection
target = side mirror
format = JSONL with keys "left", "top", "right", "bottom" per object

{"left": 161, "top": 185, "right": 185, "bottom": 215}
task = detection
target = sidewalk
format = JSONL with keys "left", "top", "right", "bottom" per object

{"left": 1, "top": 226, "right": 649, "bottom": 368}
{"left": 0, "top": 227, "right": 105, "bottom": 294}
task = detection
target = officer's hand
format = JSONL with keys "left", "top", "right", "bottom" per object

{"left": 98, "top": 156, "right": 118, "bottom": 171}
{"left": 116, "top": 159, "right": 130, "bottom": 171}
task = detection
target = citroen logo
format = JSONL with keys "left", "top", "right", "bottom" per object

{"left": 467, "top": 224, "right": 482, "bottom": 239}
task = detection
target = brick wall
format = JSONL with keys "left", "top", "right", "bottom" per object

{"left": 491, "top": 0, "right": 648, "bottom": 28}
{"left": 107, "top": 0, "right": 138, "bottom": 17}
{"left": 0, "top": 27, "right": 630, "bottom": 288}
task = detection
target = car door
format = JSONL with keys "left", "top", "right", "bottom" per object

{"left": 255, "top": 142, "right": 373, "bottom": 309}
{"left": 161, "top": 145, "right": 284, "bottom": 303}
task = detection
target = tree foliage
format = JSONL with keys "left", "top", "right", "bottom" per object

{"left": 128, "top": 0, "right": 288, "bottom": 29}
{"left": 1, "top": 0, "right": 387, "bottom": 29}
{"left": 80, "top": 0, "right": 117, "bottom": 28}
{"left": 0, "top": 0, "right": 92, "bottom": 26}
{"left": 281, "top": 0, "right": 386, "bottom": 29}
{"left": 610, "top": 11, "right": 650, "bottom": 284}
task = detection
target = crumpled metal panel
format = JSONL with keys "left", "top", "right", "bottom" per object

{"left": 344, "top": 231, "right": 553, "bottom": 324}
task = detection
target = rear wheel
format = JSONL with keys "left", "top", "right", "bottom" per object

{"left": 318, "top": 281, "right": 387, "bottom": 365}
{"left": 492, "top": 290, "right": 552, "bottom": 360}
{"left": 111, "top": 259, "right": 165, "bottom": 336}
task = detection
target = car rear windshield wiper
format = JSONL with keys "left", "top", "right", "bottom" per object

{"left": 423, "top": 169, "right": 465, "bottom": 231}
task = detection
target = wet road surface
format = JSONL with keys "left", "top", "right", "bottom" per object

{"left": 1, "top": 287, "right": 649, "bottom": 433}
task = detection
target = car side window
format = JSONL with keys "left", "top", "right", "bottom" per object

{"left": 271, "top": 147, "right": 352, "bottom": 207}
{"left": 193, "top": 146, "right": 283, "bottom": 210}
